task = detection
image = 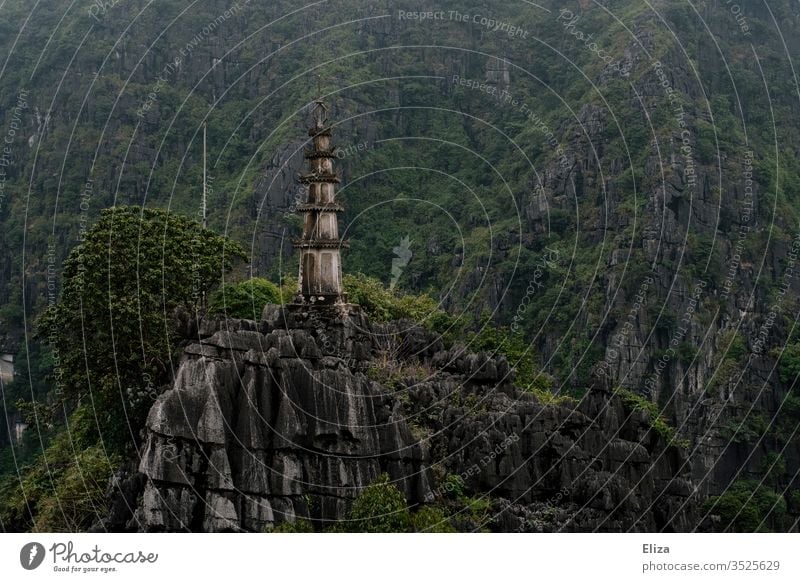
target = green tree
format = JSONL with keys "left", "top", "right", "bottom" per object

{"left": 36, "top": 206, "right": 245, "bottom": 452}
{"left": 0, "top": 405, "right": 118, "bottom": 532}
{"left": 411, "top": 506, "right": 456, "bottom": 533}
{"left": 704, "top": 480, "right": 787, "bottom": 532}
{"left": 777, "top": 342, "right": 800, "bottom": 384}
{"left": 209, "top": 278, "right": 283, "bottom": 319}
{"left": 348, "top": 473, "right": 411, "bottom": 532}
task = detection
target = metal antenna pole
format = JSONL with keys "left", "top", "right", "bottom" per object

{"left": 202, "top": 121, "right": 207, "bottom": 229}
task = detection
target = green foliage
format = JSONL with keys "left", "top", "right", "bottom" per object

{"left": 0, "top": 302, "right": 24, "bottom": 327}
{"left": 343, "top": 273, "right": 454, "bottom": 332}
{"left": 676, "top": 342, "right": 698, "bottom": 364}
{"left": 705, "top": 330, "right": 747, "bottom": 395}
{"left": 0, "top": 406, "right": 118, "bottom": 532}
{"left": 278, "top": 275, "right": 299, "bottom": 304}
{"left": 347, "top": 473, "right": 411, "bottom": 533}
{"left": 0, "top": 342, "right": 58, "bottom": 474}
{"left": 35, "top": 206, "right": 245, "bottom": 453}
{"left": 789, "top": 490, "right": 800, "bottom": 514}
{"left": 0, "top": 424, "right": 52, "bottom": 484}
{"left": 209, "top": 278, "right": 282, "bottom": 320}
{"left": 783, "top": 393, "right": 800, "bottom": 418}
{"left": 720, "top": 414, "right": 768, "bottom": 445}
{"left": 777, "top": 341, "right": 800, "bottom": 384}
{"left": 705, "top": 359, "right": 740, "bottom": 396}
{"left": 614, "top": 387, "right": 686, "bottom": 446}
{"left": 759, "top": 453, "right": 787, "bottom": 488}
{"left": 720, "top": 331, "right": 747, "bottom": 362}
{"left": 432, "top": 473, "right": 494, "bottom": 531}
{"left": 269, "top": 519, "right": 315, "bottom": 533}
{"left": 704, "top": 480, "right": 787, "bottom": 532}
{"left": 467, "top": 319, "right": 533, "bottom": 385}
{"left": 465, "top": 495, "right": 492, "bottom": 525}
{"left": 411, "top": 506, "right": 455, "bottom": 533}
{"left": 442, "top": 474, "right": 466, "bottom": 499}
{"left": 649, "top": 306, "right": 677, "bottom": 335}
{"left": 465, "top": 314, "right": 570, "bottom": 403}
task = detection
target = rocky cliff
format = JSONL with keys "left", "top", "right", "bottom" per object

{"left": 101, "top": 305, "right": 696, "bottom": 532}
{"left": 3, "top": 0, "right": 800, "bottom": 522}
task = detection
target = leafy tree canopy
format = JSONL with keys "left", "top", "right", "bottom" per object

{"left": 348, "top": 473, "right": 411, "bottom": 533}
{"left": 36, "top": 205, "right": 245, "bottom": 452}
{"left": 209, "top": 278, "right": 283, "bottom": 320}
{"left": 704, "top": 480, "right": 787, "bottom": 532}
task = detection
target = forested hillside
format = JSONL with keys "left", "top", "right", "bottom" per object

{"left": 2, "top": 0, "right": 800, "bottom": 531}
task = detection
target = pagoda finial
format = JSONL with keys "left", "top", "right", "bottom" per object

{"left": 310, "top": 76, "right": 329, "bottom": 129}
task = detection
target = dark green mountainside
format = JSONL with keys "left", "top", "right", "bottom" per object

{"left": 2, "top": 0, "right": 800, "bottom": 531}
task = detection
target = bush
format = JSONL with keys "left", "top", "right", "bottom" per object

{"left": 442, "top": 474, "right": 466, "bottom": 500}
{"left": 411, "top": 506, "right": 455, "bottom": 532}
{"left": 343, "top": 273, "right": 454, "bottom": 332}
{"left": 33, "top": 444, "right": 114, "bottom": 532}
{"left": 704, "top": 480, "right": 787, "bottom": 532}
{"left": 614, "top": 387, "right": 686, "bottom": 446}
{"left": 676, "top": 342, "right": 698, "bottom": 364}
{"left": 721, "top": 331, "right": 746, "bottom": 361}
{"left": 269, "top": 519, "right": 314, "bottom": 533}
{"left": 719, "top": 414, "right": 768, "bottom": 445}
{"left": 0, "top": 406, "right": 119, "bottom": 532}
{"left": 778, "top": 342, "right": 800, "bottom": 384}
{"left": 209, "top": 278, "right": 282, "bottom": 319}
{"left": 705, "top": 358, "right": 740, "bottom": 396}
{"left": 348, "top": 473, "right": 411, "bottom": 532}
{"left": 759, "top": 453, "right": 787, "bottom": 488}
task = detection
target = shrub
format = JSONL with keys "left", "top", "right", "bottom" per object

{"left": 705, "top": 358, "right": 740, "bottom": 396}
{"left": 411, "top": 506, "right": 455, "bottom": 532}
{"left": 343, "top": 273, "right": 454, "bottom": 332}
{"left": 721, "top": 331, "right": 746, "bottom": 361}
{"left": 269, "top": 519, "right": 315, "bottom": 533}
{"left": 442, "top": 474, "right": 466, "bottom": 500}
{"left": 465, "top": 314, "right": 567, "bottom": 402}
{"left": 704, "top": 480, "right": 787, "bottom": 532}
{"left": 759, "top": 453, "right": 787, "bottom": 488}
{"left": 778, "top": 342, "right": 800, "bottom": 384}
{"left": 33, "top": 444, "right": 114, "bottom": 532}
{"left": 348, "top": 473, "right": 411, "bottom": 532}
{"left": 676, "top": 342, "right": 698, "bottom": 364}
{"left": 614, "top": 387, "right": 686, "bottom": 446}
{"left": 209, "top": 278, "right": 282, "bottom": 319}
{"left": 0, "top": 406, "right": 119, "bottom": 532}
{"left": 719, "top": 414, "right": 767, "bottom": 444}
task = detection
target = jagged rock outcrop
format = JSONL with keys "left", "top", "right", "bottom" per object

{"left": 130, "top": 306, "right": 430, "bottom": 531}
{"left": 107, "top": 305, "right": 697, "bottom": 532}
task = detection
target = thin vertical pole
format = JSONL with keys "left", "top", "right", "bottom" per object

{"left": 202, "top": 121, "right": 207, "bottom": 229}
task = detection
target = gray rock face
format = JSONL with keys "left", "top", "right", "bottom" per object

{"left": 118, "top": 305, "right": 696, "bottom": 532}
{"left": 130, "top": 306, "right": 429, "bottom": 531}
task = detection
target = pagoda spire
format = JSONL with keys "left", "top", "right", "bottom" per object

{"left": 292, "top": 97, "right": 347, "bottom": 305}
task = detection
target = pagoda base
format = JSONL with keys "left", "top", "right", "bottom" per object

{"left": 286, "top": 295, "right": 358, "bottom": 315}
{"left": 291, "top": 292, "right": 348, "bottom": 306}
{"left": 271, "top": 301, "right": 363, "bottom": 327}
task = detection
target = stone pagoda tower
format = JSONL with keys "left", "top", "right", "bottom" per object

{"left": 292, "top": 98, "right": 347, "bottom": 305}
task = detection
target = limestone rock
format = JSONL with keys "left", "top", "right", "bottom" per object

{"left": 115, "top": 305, "right": 697, "bottom": 532}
